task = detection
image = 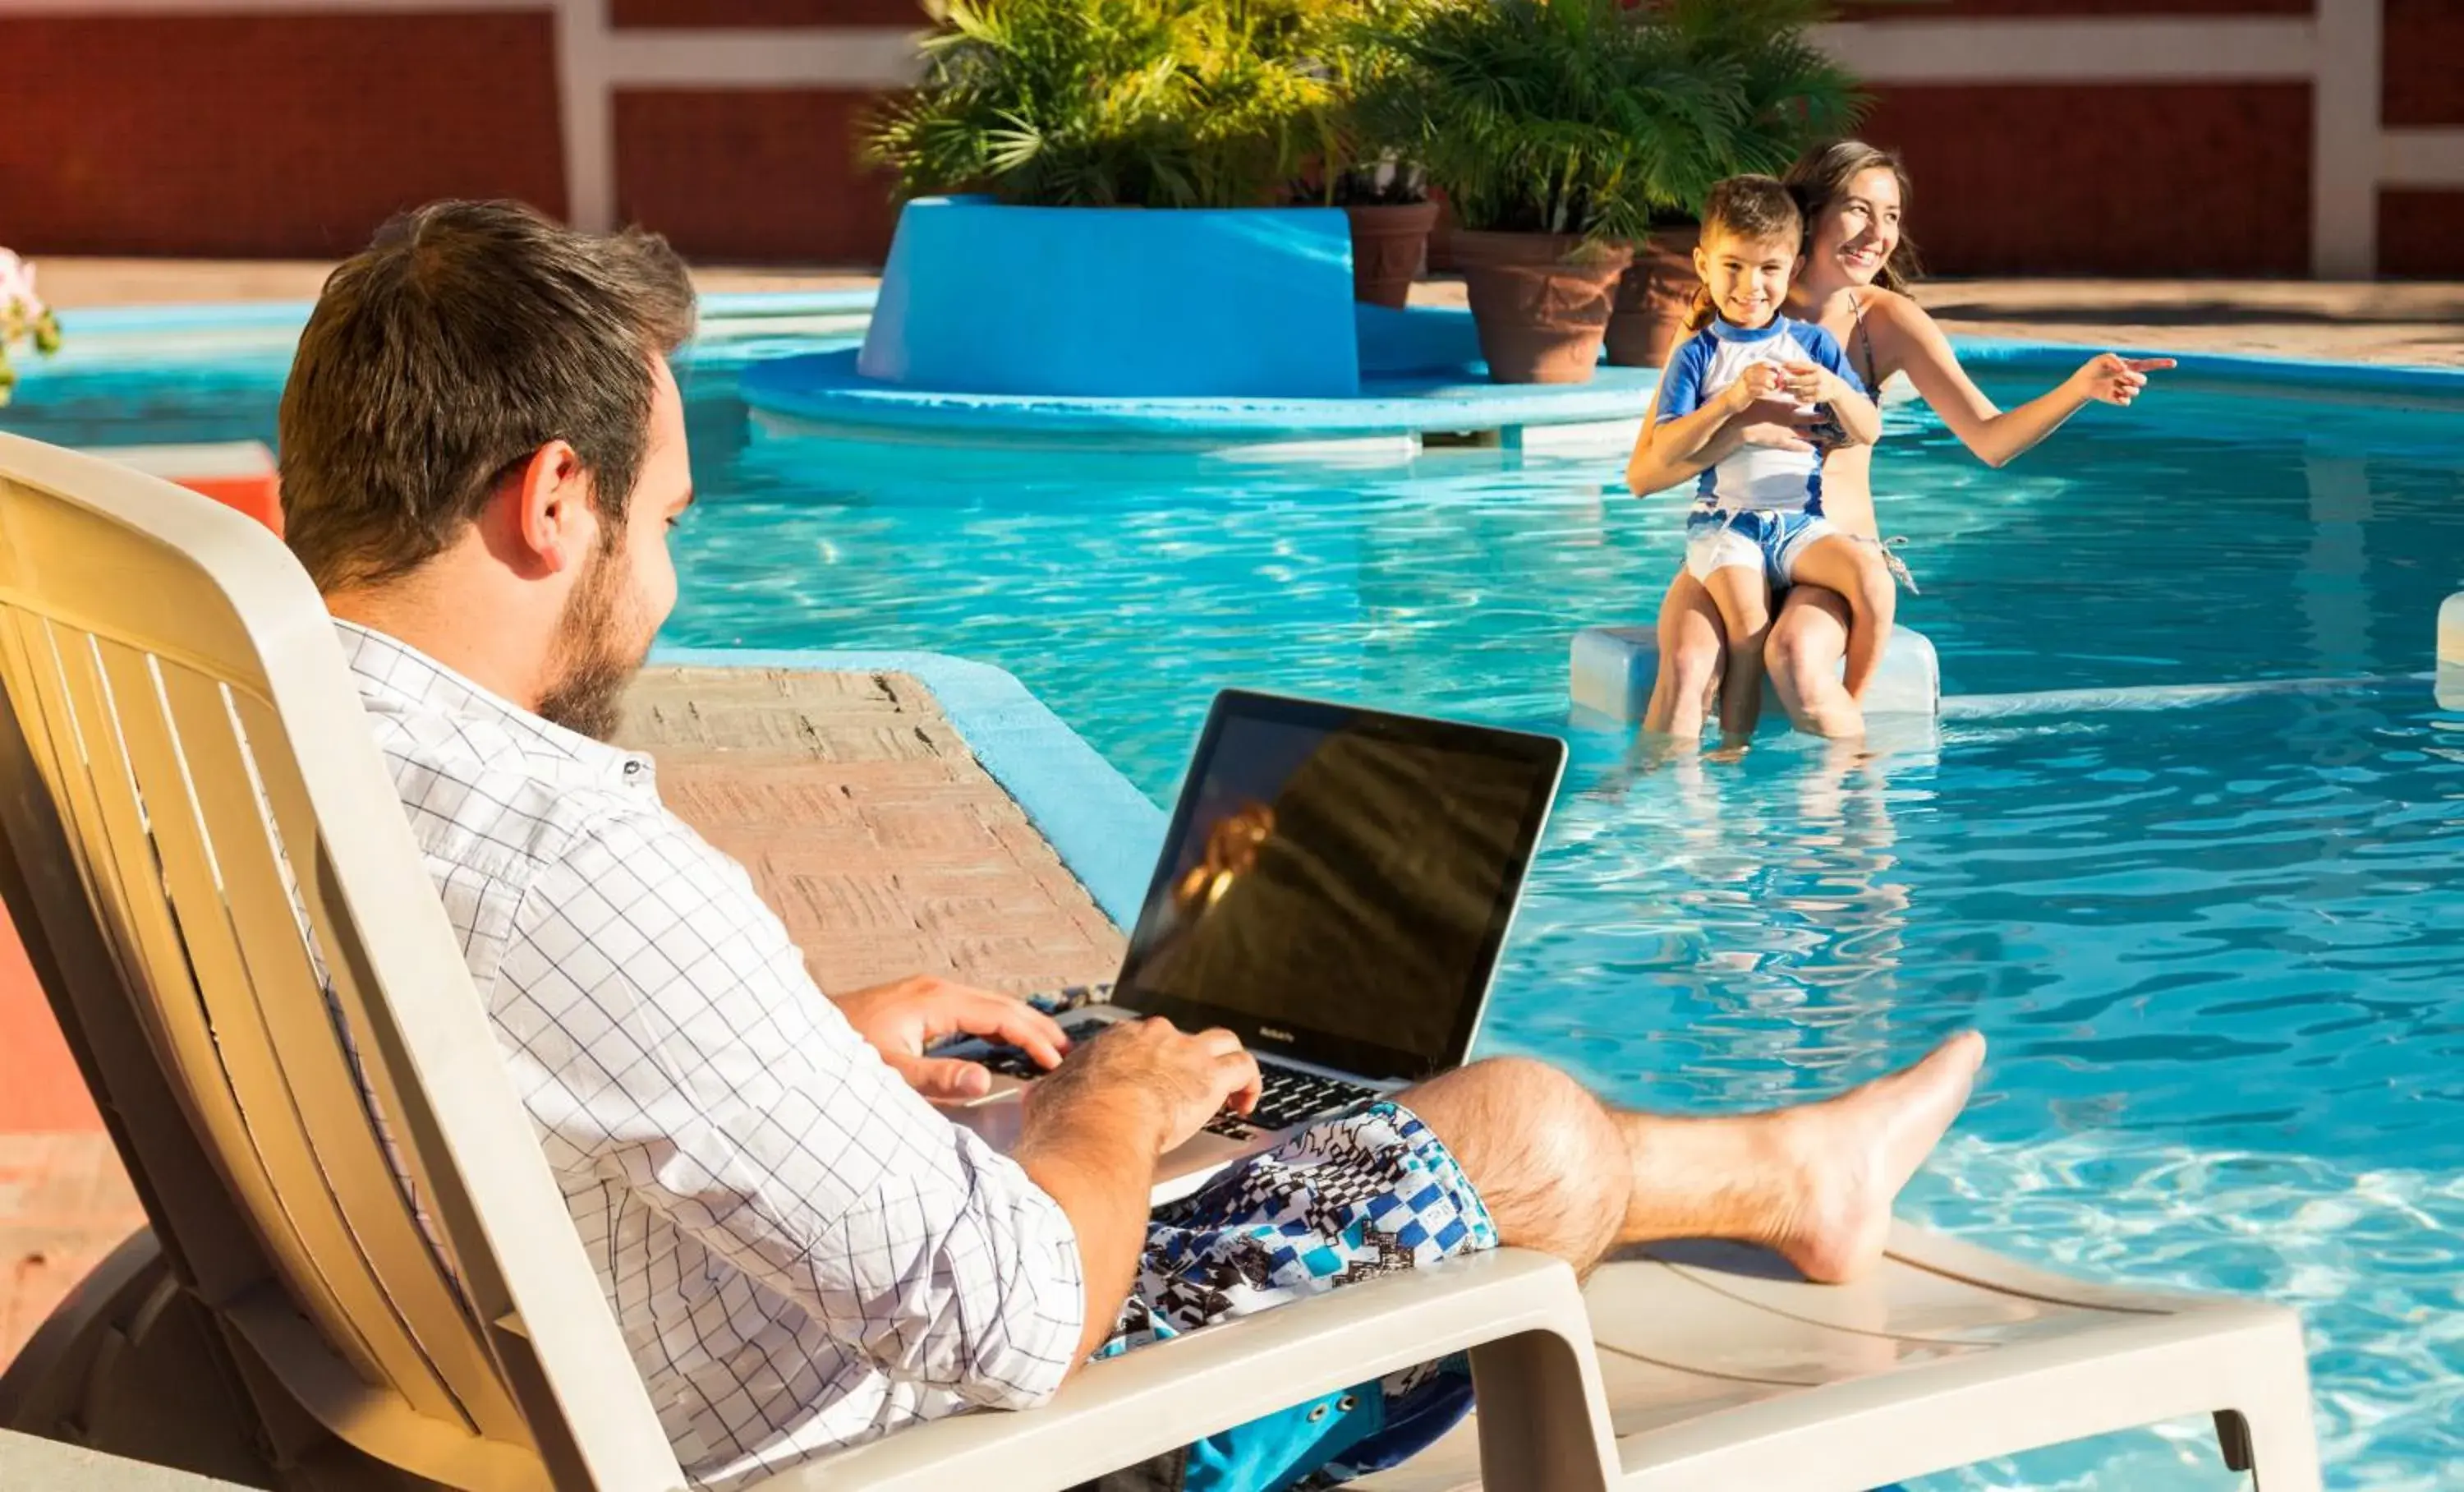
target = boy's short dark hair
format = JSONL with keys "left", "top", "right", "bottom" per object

{"left": 278, "top": 200, "right": 696, "bottom": 592}
{"left": 1699, "top": 174, "right": 1804, "bottom": 252}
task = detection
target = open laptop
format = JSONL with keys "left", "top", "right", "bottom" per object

{"left": 940, "top": 688, "right": 1566, "bottom": 1204}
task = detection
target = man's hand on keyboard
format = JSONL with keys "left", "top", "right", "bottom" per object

{"left": 1027, "top": 1018, "right": 1262, "bottom": 1158}
{"left": 834, "top": 974, "right": 1072, "bottom": 1102}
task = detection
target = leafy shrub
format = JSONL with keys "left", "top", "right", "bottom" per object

{"left": 1352, "top": 0, "right": 1745, "bottom": 243}
{"left": 862, "top": 0, "right": 1343, "bottom": 209}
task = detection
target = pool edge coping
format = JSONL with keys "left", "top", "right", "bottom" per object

{"left": 53, "top": 288, "right": 880, "bottom": 334}
{"left": 44, "top": 292, "right": 2464, "bottom": 391}
{"left": 1944, "top": 334, "right": 2464, "bottom": 395}
{"left": 647, "top": 644, "right": 1161, "bottom": 929}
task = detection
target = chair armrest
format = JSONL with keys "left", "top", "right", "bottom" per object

{"left": 755, "top": 1246, "right": 1601, "bottom": 1492}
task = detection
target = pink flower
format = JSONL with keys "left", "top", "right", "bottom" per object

{"left": 0, "top": 248, "right": 39, "bottom": 318}
{"left": 2, "top": 246, "right": 62, "bottom": 403}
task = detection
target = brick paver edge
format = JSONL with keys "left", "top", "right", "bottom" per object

{"left": 649, "top": 647, "right": 1167, "bottom": 928}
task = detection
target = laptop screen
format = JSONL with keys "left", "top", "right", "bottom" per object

{"left": 1110, "top": 691, "right": 1565, "bottom": 1083}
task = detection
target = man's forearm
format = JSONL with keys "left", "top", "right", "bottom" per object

{"left": 1015, "top": 1094, "right": 1164, "bottom": 1370}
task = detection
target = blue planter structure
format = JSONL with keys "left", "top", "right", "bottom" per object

{"left": 858, "top": 196, "right": 1363, "bottom": 399}
{"left": 740, "top": 197, "right": 1659, "bottom": 458}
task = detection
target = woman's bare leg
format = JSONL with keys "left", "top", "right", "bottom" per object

{"left": 1768, "top": 585, "right": 1865, "bottom": 739}
{"left": 1787, "top": 536, "right": 1899, "bottom": 699}
{"left": 1644, "top": 569, "right": 1727, "bottom": 739}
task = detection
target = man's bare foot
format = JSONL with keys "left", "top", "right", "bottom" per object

{"left": 1771, "top": 1032, "right": 1986, "bottom": 1283}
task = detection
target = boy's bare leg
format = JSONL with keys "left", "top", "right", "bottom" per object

{"left": 1786, "top": 536, "right": 1898, "bottom": 700}
{"left": 1703, "top": 566, "right": 1774, "bottom": 742}
{"left": 1401, "top": 1034, "right": 1987, "bottom": 1282}
{"left": 1646, "top": 569, "right": 1728, "bottom": 739}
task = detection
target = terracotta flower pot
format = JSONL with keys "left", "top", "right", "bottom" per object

{"left": 1343, "top": 200, "right": 1441, "bottom": 309}
{"left": 1425, "top": 191, "right": 1460, "bottom": 272}
{"left": 1604, "top": 226, "right": 1702, "bottom": 370}
{"left": 1450, "top": 229, "right": 1634, "bottom": 385}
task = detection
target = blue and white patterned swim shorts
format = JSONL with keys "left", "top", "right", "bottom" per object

{"left": 1082, "top": 1100, "right": 1497, "bottom": 1492}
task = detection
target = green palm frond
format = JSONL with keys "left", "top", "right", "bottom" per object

{"left": 1355, "top": 0, "right": 1754, "bottom": 242}
{"left": 861, "top": 0, "right": 1864, "bottom": 223}
{"left": 861, "top": 0, "right": 1352, "bottom": 209}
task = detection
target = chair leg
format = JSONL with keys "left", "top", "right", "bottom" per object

{"left": 2214, "top": 1385, "right": 2325, "bottom": 1492}
{"left": 1465, "top": 1329, "right": 1613, "bottom": 1492}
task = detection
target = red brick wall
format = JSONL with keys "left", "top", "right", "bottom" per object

{"left": 2382, "top": 0, "right": 2464, "bottom": 127}
{"left": 2378, "top": 190, "right": 2464, "bottom": 279}
{"left": 1860, "top": 83, "right": 2314, "bottom": 276}
{"left": 0, "top": 13, "right": 566, "bottom": 258}
{"left": 615, "top": 90, "right": 901, "bottom": 263}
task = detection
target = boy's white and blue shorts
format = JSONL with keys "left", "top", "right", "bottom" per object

{"left": 1685, "top": 504, "right": 1834, "bottom": 587}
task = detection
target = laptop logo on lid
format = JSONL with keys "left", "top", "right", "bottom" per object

{"left": 1258, "top": 1025, "right": 1295, "bottom": 1044}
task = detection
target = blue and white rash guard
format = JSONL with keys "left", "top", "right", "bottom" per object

{"left": 1653, "top": 315, "right": 1867, "bottom": 515}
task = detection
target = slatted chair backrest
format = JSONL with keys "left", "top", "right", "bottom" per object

{"left": 0, "top": 433, "right": 683, "bottom": 1491}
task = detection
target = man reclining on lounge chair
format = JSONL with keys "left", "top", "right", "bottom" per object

{"left": 281, "top": 200, "right": 1988, "bottom": 1492}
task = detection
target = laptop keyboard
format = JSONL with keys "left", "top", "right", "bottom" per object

{"left": 940, "top": 988, "right": 1379, "bottom": 1137}
{"left": 1202, "top": 1060, "right": 1379, "bottom": 1137}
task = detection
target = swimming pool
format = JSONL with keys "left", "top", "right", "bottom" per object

{"left": 8, "top": 324, "right": 2462, "bottom": 1489}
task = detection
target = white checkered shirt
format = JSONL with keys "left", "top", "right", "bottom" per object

{"left": 336, "top": 622, "right": 1085, "bottom": 1488}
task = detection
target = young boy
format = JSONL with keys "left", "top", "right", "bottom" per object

{"left": 1625, "top": 174, "right": 1890, "bottom": 742}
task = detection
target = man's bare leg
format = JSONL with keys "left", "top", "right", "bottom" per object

{"left": 1400, "top": 1033, "right": 1986, "bottom": 1283}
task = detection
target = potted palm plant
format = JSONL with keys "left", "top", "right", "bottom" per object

{"left": 1355, "top": 0, "right": 1737, "bottom": 384}
{"left": 0, "top": 249, "right": 62, "bottom": 407}
{"left": 1604, "top": 0, "right": 1865, "bottom": 368}
{"left": 861, "top": 0, "right": 1335, "bottom": 210}
{"left": 1323, "top": 160, "right": 1438, "bottom": 309}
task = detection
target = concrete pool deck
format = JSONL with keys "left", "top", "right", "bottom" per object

{"left": 2, "top": 258, "right": 2457, "bottom": 1454}
{"left": 38, "top": 258, "right": 2464, "bottom": 367}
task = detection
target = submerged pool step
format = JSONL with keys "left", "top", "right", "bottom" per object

{"left": 1569, "top": 624, "right": 1942, "bottom": 724}
{"left": 1574, "top": 619, "right": 2446, "bottom": 726}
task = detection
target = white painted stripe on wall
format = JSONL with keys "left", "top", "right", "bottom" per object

{"left": 2313, "top": 0, "right": 2384, "bottom": 279}
{"left": 602, "top": 27, "right": 922, "bottom": 89}
{"left": 2380, "top": 129, "right": 2464, "bottom": 188}
{"left": 1809, "top": 17, "right": 2315, "bottom": 84}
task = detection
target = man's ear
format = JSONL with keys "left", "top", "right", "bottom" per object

{"left": 501, "top": 440, "right": 594, "bottom": 577}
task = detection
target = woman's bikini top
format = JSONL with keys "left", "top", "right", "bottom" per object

{"left": 1848, "top": 288, "right": 1884, "bottom": 394}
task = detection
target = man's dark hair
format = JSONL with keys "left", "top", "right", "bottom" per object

{"left": 1700, "top": 174, "right": 1804, "bottom": 251}
{"left": 278, "top": 200, "right": 696, "bottom": 591}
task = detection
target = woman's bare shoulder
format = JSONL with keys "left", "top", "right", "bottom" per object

{"left": 1864, "top": 289, "right": 1958, "bottom": 375}
{"left": 1861, "top": 287, "right": 1936, "bottom": 334}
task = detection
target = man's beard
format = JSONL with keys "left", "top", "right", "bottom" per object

{"left": 536, "top": 544, "right": 651, "bottom": 742}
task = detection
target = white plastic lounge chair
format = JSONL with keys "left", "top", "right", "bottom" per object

{"left": 0, "top": 431, "right": 2323, "bottom": 1491}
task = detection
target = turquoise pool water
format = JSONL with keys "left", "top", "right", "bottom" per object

{"left": 9, "top": 331, "right": 2463, "bottom": 1489}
